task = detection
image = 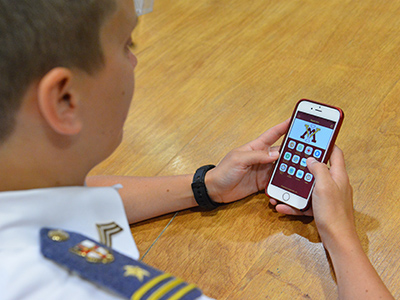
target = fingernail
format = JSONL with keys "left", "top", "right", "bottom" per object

{"left": 307, "top": 157, "right": 317, "bottom": 163}
{"left": 269, "top": 150, "right": 280, "bottom": 157}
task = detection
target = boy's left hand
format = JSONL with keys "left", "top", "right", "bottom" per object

{"left": 205, "top": 120, "right": 289, "bottom": 204}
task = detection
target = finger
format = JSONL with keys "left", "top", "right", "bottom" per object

{"left": 306, "top": 157, "right": 331, "bottom": 185}
{"left": 270, "top": 145, "right": 280, "bottom": 152}
{"left": 270, "top": 198, "right": 314, "bottom": 216}
{"left": 258, "top": 119, "right": 290, "bottom": 145}
{"left": 275, "top": 204, "right": 313, "bottom": 216}
{"left": 269, "top": 198, "right": 278, "bottom": 206}
{"left": 327, "top": 146, "right": 347, "bottom": 180}
{"left": 243, "top": 119, "right": 290, "bottom": 150}
{"left": 236, "top": 149, "right": 279, "bottom": 166}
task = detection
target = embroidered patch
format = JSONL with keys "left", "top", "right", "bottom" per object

{"left": 69, "top": 239, "right": 114, "bottom": 264}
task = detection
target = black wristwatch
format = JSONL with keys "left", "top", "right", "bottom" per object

{"left": 191, "top": 165, "right": 221, "bottom": 210}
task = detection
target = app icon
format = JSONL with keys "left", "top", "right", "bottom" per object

{"left": 279, "top": 163, "right": 288, "bottom": 172}
{"left": 300, "top": 158, "right": 307, "bottom": 167}
{"left": 304, "top": 173, "right": 313, "bottom": 182}
{"left": 313, "top": 149, "right": 322, "bottom": 159}
{"left": 292, "top": 155, "right": 300, "bottom": 164}
{"left": 296, "top": 143, "right": 305, "bottom": 153}
{"left": 288, "top": 166, "right": 296, "bottom": 176}
{"left": 296, "top": 169, "right": 304, "bottom": 179}
{"left": 283, "top": 152, "right": 292, "bottom": 161}
{"left": 288, "top": 141, "right": 296, "bottom": 149}
{"left": 305, "top": 146, "right": 313, "bottom": 155}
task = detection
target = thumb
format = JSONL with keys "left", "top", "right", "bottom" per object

{"left": 306, "top": 157, "right": 330, "bottom": 184}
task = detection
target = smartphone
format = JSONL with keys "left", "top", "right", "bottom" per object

{"left": 266, "top": 99, "right": 344, "bottom": 210}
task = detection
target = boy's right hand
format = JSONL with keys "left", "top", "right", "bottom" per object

{"left": 269, "top": 146, "right": 356, "bottom": 248}
{"left": 270, "top": 146, "right": 395, "bottom": 299}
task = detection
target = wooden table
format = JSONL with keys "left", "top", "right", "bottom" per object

{"left": 90, "top": 0, "right": 400, "bottom": 298}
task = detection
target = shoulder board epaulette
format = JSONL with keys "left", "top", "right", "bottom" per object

{"left": 40, "top": 228, "right": 203, "bottom": 300}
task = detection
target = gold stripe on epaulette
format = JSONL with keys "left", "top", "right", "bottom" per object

{"left": 147, "top": 278, "right": 184, "bottom": 300}
{"left": 168, "top": 284, "right": 198, "bottom": 300}
{"left": 131, "top": 273, "right": 172, "bottom": 300}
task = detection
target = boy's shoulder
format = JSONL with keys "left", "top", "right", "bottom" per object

{"left": 0, "top": 186, "right": 139, "bottom": 299}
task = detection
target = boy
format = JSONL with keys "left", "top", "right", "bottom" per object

{"left": 0, "top": 0, "right": 393, "bottom": 299}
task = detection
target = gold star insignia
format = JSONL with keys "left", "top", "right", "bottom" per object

{"left": 123, "top": 265, "right": 150, "bottom": 282}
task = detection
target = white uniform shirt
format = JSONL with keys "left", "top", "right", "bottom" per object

{"left": 0, "top": 186, "right": 213, "bottom": 300}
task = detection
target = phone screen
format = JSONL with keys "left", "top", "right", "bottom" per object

{"left": 270, "top": 111, "right": 337, "bottom": 199}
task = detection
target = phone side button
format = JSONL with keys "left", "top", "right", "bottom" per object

{"left": 282, "top": 193, "right": 290, "bottom": 202}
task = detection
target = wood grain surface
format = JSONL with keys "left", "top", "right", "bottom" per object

{"left": 89, "top": 0, "right": 400, "bottom": 298}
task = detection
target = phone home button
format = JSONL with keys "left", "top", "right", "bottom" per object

{"left": 282, "top": 193, "right": 290, "bottom": 202}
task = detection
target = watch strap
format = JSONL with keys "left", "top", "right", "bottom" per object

{"left": 191, "top": 165, "right": 220, "bottom": 209}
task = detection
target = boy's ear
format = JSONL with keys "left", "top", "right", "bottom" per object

{"left": 37, "top": 67, "right": 83, "bottom": 135}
